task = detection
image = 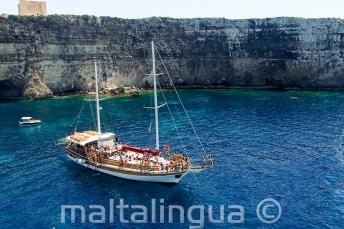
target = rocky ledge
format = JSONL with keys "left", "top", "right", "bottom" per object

{"left": 99, "top": 86, "right": 141, "bottom": 96}
{"left": 1, "top": 15, "right": 344, "bottom": 98}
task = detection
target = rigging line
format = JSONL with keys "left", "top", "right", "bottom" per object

{"left": 146, "top": 53, "right": 187, "bottom": 138}
{"left": 70, "top": 99, "right": 87, "bottom": 134}
{"left": 105, "top": 115, "right": 112, "bottom": 133}
{"left": 132, "top": 50, "right": 200, "bottom": 185}
{"left": 158, "top": 75, "right": 196, "bottom": 149}
{"left": 105, "top": 114, "right": 111, "bottom": 133}
{"left": 150, "top": 87, "right": 154, "bottom": 149}
{"left": 165, "top": 81, "right": 188, "bottom": 137}
{"left": 102, "top": 115, "right": 107, "bottom": 132}
{"left": 121, "top": 50, "right": 200, "bottom": 166}
{"left": 88, "top": 99, "right": 96, "bottom": 131}
{"left": 157, "top": 72, "right": 201, "bottom": 188}
{"left": 102, "top": 111, "right": 110, "bottom": 132}
{"left": 156, "top": 47, "right": 207, "bottom": 156}
{"left": 109, "top": 114, "right": 115, "bottom": 134}
{"left": 156, "top": 78, "right": 186, "bottom": 154}
{"left": 70, "top": 99, "right": 87, "bottom": 126}
{"left": 105, "top": 117, "right": 110, "bottom": 132}
{"left": 147, "top": 105, "right": 152, "bottom": 149}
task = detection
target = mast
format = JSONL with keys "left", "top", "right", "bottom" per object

{"left": 94, "top": 60, "right": 101, "bottom": 134}
{"left": 152, "top": 41, "right": 159, "bottom": 150}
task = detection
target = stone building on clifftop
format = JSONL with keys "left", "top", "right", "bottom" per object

{"left": 18, "top": 0, "right": 47, "bottom": 16}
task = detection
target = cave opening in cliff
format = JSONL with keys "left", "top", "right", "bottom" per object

{"left": 0, "top": 81, "right": 23, "bottom": 99}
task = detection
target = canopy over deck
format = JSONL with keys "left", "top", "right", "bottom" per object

{"left": 67, "top": 131, "right": 115, "bottom": 146}
{"left": 121, "top": 145, "right": 161, "bottom": 156}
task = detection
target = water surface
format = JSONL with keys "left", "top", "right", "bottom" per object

{"left": 0, "top": 89, "right": 343, "bottom": 228}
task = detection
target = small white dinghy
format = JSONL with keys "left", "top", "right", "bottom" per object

{"left": 19, "top": 117, "right": 42, "bottom": 126}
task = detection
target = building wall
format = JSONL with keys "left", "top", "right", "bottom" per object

{"left": 18, "top": 0, "right": 47, "bottom": 16}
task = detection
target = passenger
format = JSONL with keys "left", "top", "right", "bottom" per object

{"left": 201, "top": 155, "right": 206, "bottom": 167}
{"left": 170, "top": 161, "right": 174, "bottom": 171}
{"left": 207, "top": 153, "right": 213, "bottom": 166}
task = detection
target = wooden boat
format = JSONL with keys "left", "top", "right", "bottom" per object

{"left": 62, "top": 42, "right": 212, "bottom": 183}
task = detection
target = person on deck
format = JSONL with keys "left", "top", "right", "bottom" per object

{"left": 201, "top": 155, "right": 206, "bottom": 167}
{"left": 207, "top": 153, "right": 213, "bottom": 166}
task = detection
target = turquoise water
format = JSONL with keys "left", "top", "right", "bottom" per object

{"left": 0, "top": 89, "right": 344, "bottom": 228}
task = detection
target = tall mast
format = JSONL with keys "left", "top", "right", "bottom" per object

{"left": 152, "top": 41, "right": 159, "bottom": 150}
{"left": 94, "top": 60, "right": 101, "bottom": 134}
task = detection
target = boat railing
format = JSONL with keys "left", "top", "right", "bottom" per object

{"left": 67, "top": 145, "right": 85, "bottom": 156}
{"left": 76, "top": 147, "right": 191, "bottom": 174}
{"left": 101, "top": 157, "right": 190, "bottom": 174}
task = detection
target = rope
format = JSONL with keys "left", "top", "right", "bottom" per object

{"left": 166, "top": 85, "right": 189, "bottom": 140}
{"left": 69, "top": 99, "right": 87, "bottom": 135}
{"left": 156, "top": 78, "right": 186, "bottom": 154}
{"left": 155, "top": 56, "right": 203, "bottom": 188}
{"left": 148, "top": 90, "right": 153, "bottom": 149}
{"left": 155, "top": 47, "right": 207, "bottom": 156}
{"left": 157, "top": 77, "right": 201, "bottom": 187}
{"left": 88, "top": 100, "right": 96, "bottom": 131}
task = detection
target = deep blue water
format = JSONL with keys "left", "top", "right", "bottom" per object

{"left": 1, "top": 89, "right": 344, "bottom": 228}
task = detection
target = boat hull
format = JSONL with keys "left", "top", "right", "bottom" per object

{"left": 66, "top": 154, "right": 190, "bottom": 184}
{"left": 19, "top": 121, "right": 42, "bottom": 126}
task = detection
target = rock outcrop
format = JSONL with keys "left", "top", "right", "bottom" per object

{"left": 1, "top": 15, "right": 344, "bottom": 98}
{"left": 22, "top": 67, "right": 53, "bottom": 99}
{"left": 100, "top": 86, "right": 140, "bottom": 96}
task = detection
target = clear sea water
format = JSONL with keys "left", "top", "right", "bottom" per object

{"left": 0, "top": 89, "right": 344, "bottom": 228}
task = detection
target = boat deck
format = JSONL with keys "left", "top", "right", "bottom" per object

{"left": 66, "top": 147, "right": 192, "bottom": 176}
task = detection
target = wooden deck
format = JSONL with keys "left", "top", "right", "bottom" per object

{"left": 65, "top": 148, "right": 189, "bottom": 177}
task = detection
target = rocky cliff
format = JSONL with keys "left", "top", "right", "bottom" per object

{"left": 1, "top": 15, "right": 344, "bottom": 98}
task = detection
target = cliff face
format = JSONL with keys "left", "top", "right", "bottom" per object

{"left": 1, "top": 15, "right": 344, "bottom": 98}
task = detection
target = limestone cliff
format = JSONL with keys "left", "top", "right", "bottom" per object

{"left": 22, "top": 67, "right": 53, "bottom": 99}
{"left": 1, "top": 15, "right": 344, "bottom": 98}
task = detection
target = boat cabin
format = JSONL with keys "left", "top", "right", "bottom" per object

{"left": 21, "top": 117, "right": 33, "bottom": 121}
{"left": 66, "top": 131, "right": 117, "bottom": 155}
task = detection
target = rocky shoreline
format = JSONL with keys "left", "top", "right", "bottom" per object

{"left": 99, "top": 86, "right": 141, "bottom": 96}
{"left": 53, "top": 86, "right": 142, "bottom": 99}
{"left": 3, "top": 85, "right": 344, "bottom": 100}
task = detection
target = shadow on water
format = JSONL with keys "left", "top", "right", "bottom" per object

{"left": 0, "top": 98, "right": 22, "bottom": 103}
{"left": 64, "top": 159, "right": 195, "bottom": 205}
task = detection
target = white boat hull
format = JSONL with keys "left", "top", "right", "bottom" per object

{"left": 19, "top": 121, "right": 42, "bottom": 126}
{"left": 67, "top": 154, "right": 190, "bottom": 184}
